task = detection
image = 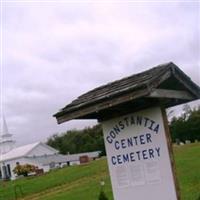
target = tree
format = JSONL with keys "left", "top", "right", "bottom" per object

{"left": 170, "top": 105, "right": 200, "bottom": 142}
{"left": 47, "top": 124, "right": 106, "bottom": 155}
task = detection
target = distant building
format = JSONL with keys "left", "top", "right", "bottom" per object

{"left": 0, "top": 117, "right": 100, "bottom": 180}
{"left": 65, "top": 151, "right": 101, "bottom": 166}
{"left": 0, "top": 141, "right": 62, "bottom": 180}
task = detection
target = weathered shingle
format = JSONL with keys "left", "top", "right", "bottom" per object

{"left": 54, "top": 62, "right": 200, "bottom": 123}
{"left": 64, "top": 63, "right": 170, "bottom": 110}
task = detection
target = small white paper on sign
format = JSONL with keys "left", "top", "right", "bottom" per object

{"left": 144, "top": 161, "right": 161, "bottom": 184}
{"left": 115, "top": 165, "right": 130, "bottom": 188}
{"left": 129, "top": 164, "right": 145, "bottom": 186}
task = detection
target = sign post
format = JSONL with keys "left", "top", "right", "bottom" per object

{"left": 161, "top": 107, "right": 181, "bottom": 200}
{"left": 102, "top": 107, "right": 179, "bottom": 200}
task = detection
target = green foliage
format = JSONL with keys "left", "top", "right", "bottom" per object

{"left": 13, "top": 164, "right": 38, "bottom": 177}
{"left": 98, "top": 190, "right": 109, "bottom": 200}
{"left": 47, "top": 124, "right": 106, "bottom": 155}
{"left": 170, "top": 105, "right": 200, "bottom": 142}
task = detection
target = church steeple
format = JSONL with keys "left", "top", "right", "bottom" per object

{"left": 1, "top": 116, "right": 11, "bottom": 136}
{"left": 0, "top": 116, "right": 15, "bottom": 154}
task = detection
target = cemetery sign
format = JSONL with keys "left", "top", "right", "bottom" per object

{"left": 54, "top": 62, "right": 200, "bottom": 200}
{"left": 102, "top": 107, "right": 177, "bottom": 200}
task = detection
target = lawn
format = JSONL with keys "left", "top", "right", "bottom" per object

{"left": 0, "top": 143, "right": 199, "bottom": 200}
{"left": 174, "top": 143, "right": 200, "bottom": 200}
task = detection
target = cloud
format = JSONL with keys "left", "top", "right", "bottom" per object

{"left": 2, "top": 1, "right": 199, "bottom": 145}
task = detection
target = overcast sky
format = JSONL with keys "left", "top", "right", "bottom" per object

{"left": 1, "top": 1, "right": 200, "bottom": 146}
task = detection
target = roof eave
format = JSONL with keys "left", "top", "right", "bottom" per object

{"left": 54, "top": 63, "right": 200, "bottom": 124}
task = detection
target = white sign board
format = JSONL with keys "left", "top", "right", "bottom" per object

{"left": 102, "top": 107, "right": 177, "bottom": 200}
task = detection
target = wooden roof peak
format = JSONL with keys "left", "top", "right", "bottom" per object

{"left": 54, "top": 62, "right": 200, "bottom": 124}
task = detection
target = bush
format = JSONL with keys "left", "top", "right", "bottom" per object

{"left": 98, "top": 190, "right": 109, "bottom": 200}
{"left": 13, "top": 164, "right": 38, "bottom": 177}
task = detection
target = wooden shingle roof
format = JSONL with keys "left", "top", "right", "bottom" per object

{"left": 54, "top": 62, "right": 200, "bottom": 124}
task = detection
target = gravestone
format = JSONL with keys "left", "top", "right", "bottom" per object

{"left": 185, "top": 140, "right": 191, "bottom": 144}
{"left": 79, "top": 155, "right": 90, "bottom": 164}
{"left": 175, "top": 139, "right": 180, "bottom": 145}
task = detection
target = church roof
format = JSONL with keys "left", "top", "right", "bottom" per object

{"left": 27, "top": 154, "right": 67, "bottom": 165}
{"left": 0, "top": 142, "right": 58, "bottom": 162}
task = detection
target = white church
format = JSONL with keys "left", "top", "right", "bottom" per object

{"left": 0, "top": 117, "right": 100, "bottom": 180}
{"left": 0, "top": 117, "right": 68, "bottom": 180}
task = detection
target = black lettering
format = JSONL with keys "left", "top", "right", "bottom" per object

{"left": 117, "top": 155, "right": 122, "bottom": 164}
{"left": 118, "top": 121, "right": 125, "bottom": 130}
{"left": 130, "top": 152, "right": 135, "bottom": 162}
{"left": 154, "top": 124, "right": 160, "bottom": 134}
{"left": 111, "top": 156, "right": 116, "bottom": 165}
{"left": 142, "top": 150, "right": 148, "bottom": 159}
{"left": 106, "top": 136, "right": 113, "bottom": 144}
{"left": 144, "top": 117, "right": 149, "bottom": 127}
{"left": 113, "top": 125, "right": 121, "bottom": 135}
{"left": 136, "top": 151, "right": 141, "bottom": 160}
{"left": 127, "top": 138, "right": 133, "bottom": 147}
{"left": 130, "top": 116, "right": 135, "bottom": 125}
{"left": 123, "top": 154, "right": 129, "bottom": 163}
{"left": 155, "top": 147, "right": 160, "bottom": 157}
{"left": 146, "top": 133, "right": 152, "bottom": 143}
{"left": 140, "top": 134, "right": 145, "bottom": 144}
{"left": 114, "top": 141, "right": 120, "bottom": 150}
{"left": 149, "top": 120, "right": 155, "bottom": 130}
{"left": 110, "top": 130, "right": 116, "bottom": 139}
{"left": 124, "top": 117, "right": 129, "bottom": 126}
{"left": 136, "top": 116, "right": 142, "bottom": 125}
{"left": 121, "top": 139, "right": 126, "bottom": 149}
{"left": 133, "top": 136, "right": 138, "bottom": 145}
{"left": 148, "top": 149, "right": 154, "bottom": 158}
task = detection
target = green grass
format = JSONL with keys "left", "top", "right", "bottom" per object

{"left": 174, "top": 143, "right": 200, "bottom": 200}
{"left": 0, "top": 158, "right": 113, "bottom": 200}
{"left": 0, "top": 143, "right": 199, "bottom": 200}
